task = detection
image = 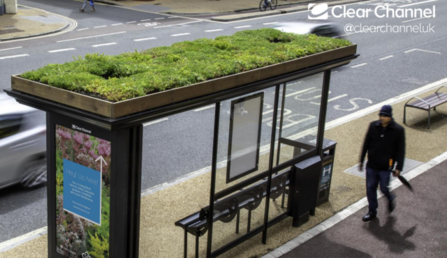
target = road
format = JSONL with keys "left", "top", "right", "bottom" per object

{"left": 0, "top": 0, "right": 446, "bottom": 244}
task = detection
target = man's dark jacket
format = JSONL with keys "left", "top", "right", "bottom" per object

{"left": 360, "top": 119, "right": 406, "bottom": 171}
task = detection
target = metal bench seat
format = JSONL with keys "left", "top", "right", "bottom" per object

{"left": 174, "top": 171, "right": 289, "bottom": 258}
{"left": 404, "top": 86, "right": 447, "bottom": 129}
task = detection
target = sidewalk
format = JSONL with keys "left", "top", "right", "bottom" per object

{"left": 272, "top": 156, "right": 447, "bottom": 258}
{"left": 0, "top": 5, "right": 70, "bottom": 41}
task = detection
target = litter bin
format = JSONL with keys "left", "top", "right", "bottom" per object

{"left": 288, "top": 155, "right": 322, "bottom": 227}
{"left": 317, "top": 138, "right": 337, "bottom": 206}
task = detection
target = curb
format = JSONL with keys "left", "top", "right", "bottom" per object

{"left": 163, "top": 0, "right": 368, "bottom": 19}
{"left": 210, "top": 0, "right": 367, "bottom": 22}
{"left": 0, "top": 23, "right": 69, "bottom": 42}
{"left": 0, "top": 5, "right": 76, "bottom": 42}
{"left": 160, "top": 3, "right": 299, "bottom": 16}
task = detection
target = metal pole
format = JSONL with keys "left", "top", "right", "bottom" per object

{"left": 317, "top": 71, "right": 331, "bottom": 158}
{"left": 206, "top": 102, "right": 221, "bottom": 257}
{"left": 128, "top": 125, "right": 143, "bottom": 258}
{"left": 276, "top": 84, "right": 287, "bottom": 166}
{"left": 262, "top": 85, "right": 280, "bottom": 244}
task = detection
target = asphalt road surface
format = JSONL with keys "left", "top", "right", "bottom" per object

{"left": 0, "top": 0, "right": 446, "bottom": 243}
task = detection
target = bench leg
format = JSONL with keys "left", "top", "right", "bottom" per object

{"left": 195, "top": 235, "right": 199, "bottom": 258}
{"left": 403, "top": 105, "right": 407, "bottom": 124}
{"left": 428, "top": 109, "right": 431, "bottom": 129}
{"left": 184, "top": 230, "right": 188, "bottom": 258}
{"left": 236, "top": 210, "right": 240, "bottom": 234}
{"left": 281, "top": 187, "right": 287, "bottom": 209}
{"left": 247, "top": 209, "right": 252, "bottom": 233}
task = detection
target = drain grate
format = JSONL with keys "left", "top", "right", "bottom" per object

{"left": 344, "top": 158, "right": 423, "bottom": 180}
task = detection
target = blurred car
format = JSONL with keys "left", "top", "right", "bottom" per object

{"left": 274, "top": 20, "right": 344, "bottom": 38}
{"left": 0, "top": 93, "right": 47, "bottom": 189}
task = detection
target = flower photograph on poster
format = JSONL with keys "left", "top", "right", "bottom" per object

{"left": 55, "top": 125, "right": 111, "bottom": 258}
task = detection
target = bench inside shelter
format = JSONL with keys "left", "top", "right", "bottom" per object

{"left": 404, "top": 85, "right": 447, "bottom": 129}
{"left": 175, "top": 171, "right": 290, "bottom": 258}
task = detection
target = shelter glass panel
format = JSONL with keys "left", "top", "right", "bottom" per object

{"left": 211, "top": 85, "right": 281, "bottom": 254}
{"left": 276, "top": 72, "right": 324, "bottom": 166}
{"left": 140, "top": 110, "right": 214, "bottom": 258}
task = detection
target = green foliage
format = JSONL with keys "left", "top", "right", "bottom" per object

{"left": 20, "top": 29, "right": 352, "bottom": 102}
{"left": 56, "top": 149, "right": 64, "bottom": 197}
{"left": 88, "top": 232, "right": 109, "bottom": 258}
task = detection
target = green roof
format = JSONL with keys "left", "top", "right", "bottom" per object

{"left": 21, "top": 29, "right": 351, "bottom": 102}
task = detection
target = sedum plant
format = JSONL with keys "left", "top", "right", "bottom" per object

{"left": 21, "top": 29, "right": 351, "bottom": 102}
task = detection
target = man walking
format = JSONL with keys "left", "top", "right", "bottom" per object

{"left": 80, "top": 0, "right": 95, "bottom": 12}
{"left": 359, "top": 105, "right": 405, "bottom": 222}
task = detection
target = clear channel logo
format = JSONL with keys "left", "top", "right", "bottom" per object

{"left": 308, "top": 3, "right": 329, "bottom": 20}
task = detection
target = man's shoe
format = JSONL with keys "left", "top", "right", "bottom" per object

{"left": 362, "top": 212, "right": 376, "bottom": 222}
{"left": 92, "top": 7, "right": 95, "bottom": 12}
{"left": 388, "top": 198, "right": 396, "bottom": 213}
{"left": 80, "top": 9, "right": 84, "bottom": 12}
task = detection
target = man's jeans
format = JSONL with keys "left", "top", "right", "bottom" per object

{"left": 366, "top": 167, "right": 395, "bottom": 214}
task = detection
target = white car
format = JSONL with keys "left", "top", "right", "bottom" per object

{"left": 0, "top": 93, "right": 47, "bottom": 189}
{"left": 274, "top": 20, "right": 344, "bottom": 38}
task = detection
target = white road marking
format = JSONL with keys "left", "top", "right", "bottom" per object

{"left": 57, "top": 31, "right": 126, "bottom": 43}
{"left": 154, "top": 20, "right": 202, "bottom": 29}
{"left": 285, "top": 87, "right": 315, "bottom": 98}
{"left": 328, "top": 94, "right": 348, "bottom": 102}
{"left": 140, "top": 19, "right": 151, "bottom": 21}
{"left": 405, "top": 48, "right": 441, "bottom": 55}
{"left": 205, "top": 29, "right": 223, "bottom": 32}
{"left": 143, "top": 118, "right": 169, "bottom": 126}
{"left": 111, "top": 23, "right": 123, "bottom": 26}
{"left": 398, "top": 0, "right": 437, "bottom": 8}
{"left": 0, "top": 46, "right": 22, "bottom": 52}
{"left": 94, "top": 25, "right": 107, "bottom": 29}
{"left": 402, "top": 17, "right": 427, "bottom": 23}
{"left": 351, "top": 63, "right": 367, "bottom": 68}
{"left": 263, "top": 22, "right": 278, "bottom": 25}
{"left": 294, "top": 89, "right": 326, "bottom": 101}
{"left": 48, "top": 48, "right": 76, "bottom": 53}
{"left": 155, "top": 18, "right": 165, "bottom": 20}
{"left": 286, "top": 81, "right": 302, "bottom": 86}
{"left": 171, "top": 33, "right": 191, "bottom": 37}
{"left": 234, "top": 25, "right": 252, "bottom": 29}
{"left": 311, "top": 94, "right": 348, "bottom": 105}
{"left": 0, "top": 54, "right": 29, "bottom": 60}
{"left": 126, "top": 21, "right": 137, "bottom": 24}
{"left": 144, "top": 23, "right": 159, "bottom": 27}
{"left": 77, "top": 28, "right": 89, "bottom": 31}
{"left": 379, "top": 55, "right": 394, "bottom": 60}
{"left": 194, "top": 105, "right": 214, "bottom": 112}
{"left": 134, "top": 37, "right": 157, "bottom": 42}
{"left": 334, "top": 98, "right": 373, "bottom": 111}
{"left": 168, "top": 16, "right": 177, "bottom": 19}
{"left": 92, "top": 42, "right": 117, "bottom": 48}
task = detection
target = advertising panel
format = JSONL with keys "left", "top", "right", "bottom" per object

{"left": 55, "top": 125, "right": 111, "bottom": 258}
